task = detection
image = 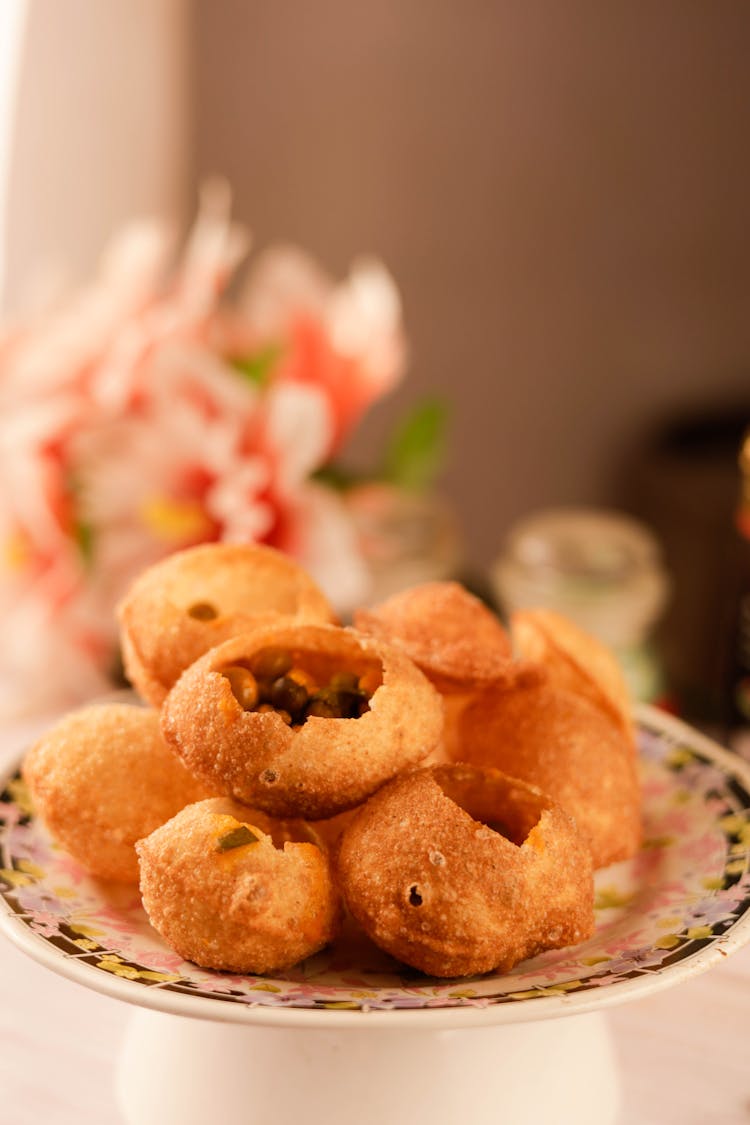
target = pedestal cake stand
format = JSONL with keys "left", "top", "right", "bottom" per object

{"left": 2, "top": 705, "right": 750, "bottom": 1125}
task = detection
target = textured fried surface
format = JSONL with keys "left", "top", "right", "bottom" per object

{"left": 23, "top": 704, "right": 214, "bottom": 883}
{"left": 511, "top": 608, "right": 634, "bottom": 744}
{"left": 161, "top": 623, "right": 444, "bottom": 819}
{"left": 336, "top": 764, "right": 594, "bottom": 977}
{"left": 308, "top": 806, "right": 362, "bottom": 851}
{"left": 458, "top": 682, "right": 641, "bottom": 868}
{"left": 137, "top": 797, "right": 340, "bottom": 973}
{"left": 354, "top": 581, "right": 513, "bottom": 691}
{"left": 118, "top": 543, "right": 335, "bottom": 706}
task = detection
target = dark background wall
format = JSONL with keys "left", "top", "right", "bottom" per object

{"left": 192, "top": 1, "right": 750, "bottom": 569}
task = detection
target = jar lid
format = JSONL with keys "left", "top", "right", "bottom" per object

{"left": 492, "top": 507, "right": 670, "bottom": 647}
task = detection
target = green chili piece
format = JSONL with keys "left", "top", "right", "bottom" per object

{"left": 216, "top": 825, "right": 259, "bottom": 852}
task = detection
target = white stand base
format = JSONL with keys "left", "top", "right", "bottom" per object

{"left": 116, "top": 1007, "right": 620, "bottom": 1125}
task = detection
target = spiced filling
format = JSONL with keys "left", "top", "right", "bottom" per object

{"left": 222, "top": 647, "right": 382, "bottom": 727}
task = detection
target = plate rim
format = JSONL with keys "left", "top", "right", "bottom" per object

{"left": 2, "top": 702, "right": 750, "bottom": 1030}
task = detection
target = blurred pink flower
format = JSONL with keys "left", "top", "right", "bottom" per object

{"left": 0, "top": 184, "right": 404, "bottom": 715}
{"left": 240, "top": 247, "right": 407, "bottom": 454}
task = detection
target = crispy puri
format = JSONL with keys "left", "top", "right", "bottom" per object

{"left": 336, "top": 764, "right": 594, "bottom": 977}
{"left": 137, "top": 797, "right": 340, "bottom": 973}
{"left": 354, "top": 581, "right": 513, "bottom": 692}
{"left": 458, "top": 681, "right": 641, "bottom": 868}
{"left": 308, "top": 806, "right": 361, "bottom": 852}
{"left": 23, "top": 703, "right": 213, "bottom": 883}
{"left": 118, "top": 542, "right": 336, "bottom": 706}
{"left": 354, "top": 581, "right": 515, "bottom": 760}
{"left": 511, "top": 608, "right": 634, "bottom": 744}
{"left": 160, "top": 623, "right": 444, "bottom": 819}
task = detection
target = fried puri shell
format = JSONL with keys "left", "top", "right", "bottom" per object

{"left": 137, "top": 797, "right": 340, "bottom": 973}
{"left": 118, "top": 543, "right": 336, "bottom": 706}
{"left": 336, "top": 764, "right": 594, "bottom": 977}
{"left": 354, "top": 581, "right": 513, "bottom": 692}
{"left": 161, "top": 623, "right": 444, "bottom": 819}
{"left": 511, "top": 608, "right": 634, "bottom": 744}
{"left": 355, "top": 582, "right": 514, "bottom": 762}
{"left": 23, "top": 703, "right": 213, "bottom": 883}
{"left": 459, "top": 682, "right": 641, "bottom": 868}
{"left": 308, "top": 806, "right": 362, "bottom": 852}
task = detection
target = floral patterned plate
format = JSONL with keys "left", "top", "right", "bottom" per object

{"left": 1, "top": 704, "right": 750, "bottom": 1029}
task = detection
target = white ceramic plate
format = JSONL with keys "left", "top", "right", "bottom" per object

{"left": 1, "top": 704, "right": 750, "bottom": 1028}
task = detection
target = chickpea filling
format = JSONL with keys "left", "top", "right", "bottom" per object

{"left": 222, "top": 647, "right": 382, "bottom": 728}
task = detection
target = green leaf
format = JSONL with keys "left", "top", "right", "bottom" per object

{"left": 74, "top": 519, "right": 95, "bottom": 566}
{"left": 65, "top": 472, "right": 95, "bottom": 567}
{"left": 231, "top": 343, "right": 282, "bottom": 388}
{"left": 312, "top": 463, "right": 366, "bottom": 491}
{"left": 381, "top": 397, "right": 448, "bottom": 491}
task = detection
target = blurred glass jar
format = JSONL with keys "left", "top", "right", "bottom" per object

{"left": 347, "top": 484, "right": 463, "bottom": 609}
{"left": 491, "top": 508, "right": 670, "bottom": 703}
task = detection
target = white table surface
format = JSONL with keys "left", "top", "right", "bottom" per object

{"left": 2, "top": 716, "right": 750, "bottom": 1125}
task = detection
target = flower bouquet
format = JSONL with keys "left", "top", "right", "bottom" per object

{"left": 0, "top": 183, "right": 450, "bottom": 717}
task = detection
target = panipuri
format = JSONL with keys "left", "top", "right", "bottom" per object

{"left": 336, "top": 764, "right": 594, "bottom": 977}
{"left": 459, "top": 681, "right": 641, "bottom": 868}
{"left": 511, "top": 608, "right": 634, "bottom": 744}
{"left": 354, "top": 581, "right": 512, "bottom": 690}
{"left": 23, "top": 703, "right": 213, "bottom": 883}
{"left": 137, "top": 798, "right": 340, "bottom": 973}
{"left": 118, "top": 543, "right": 336, "bottom": 706}
{"left": 354, "top": 581, "right": 514, "bottom": 760}
{"left": 161, "top": 622, "right": 444, "bottom": 819}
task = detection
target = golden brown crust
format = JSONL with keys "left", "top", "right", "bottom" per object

{"left": 137, "top": 798, "right": 340, "bottom": 973}
{"left": 354, "top": 581, "right": 513, "bottom": 692}
{"left": 336, "top": 764, "right": 594, "bottom": 977}
{"left": 511, "top": 609, "right": 634, "bottom": 744}
{"left": 307, "top": 806, "right": 362, "bottom": 852}
{"left": 23, "top": 704, "right": 214, "bottom": 883}
{"left": 160, "top": 623, "right": 444, "bottom": 819}
{"left": 118, "top": 543, "right": 336, "bottom": 706}
{"left": 458, "top": 681, "right": 641, "bottom": 868}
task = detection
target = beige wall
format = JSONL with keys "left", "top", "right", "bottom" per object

{"left": 194, "top": 1, "right": 750, "bottom": 566}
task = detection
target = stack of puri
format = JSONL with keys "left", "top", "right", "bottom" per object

{"left": 356, "top": 588, "right": 641, "bottom": 869}
{"left": 22, "top": 548, "right": 641, "bottom": 981}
